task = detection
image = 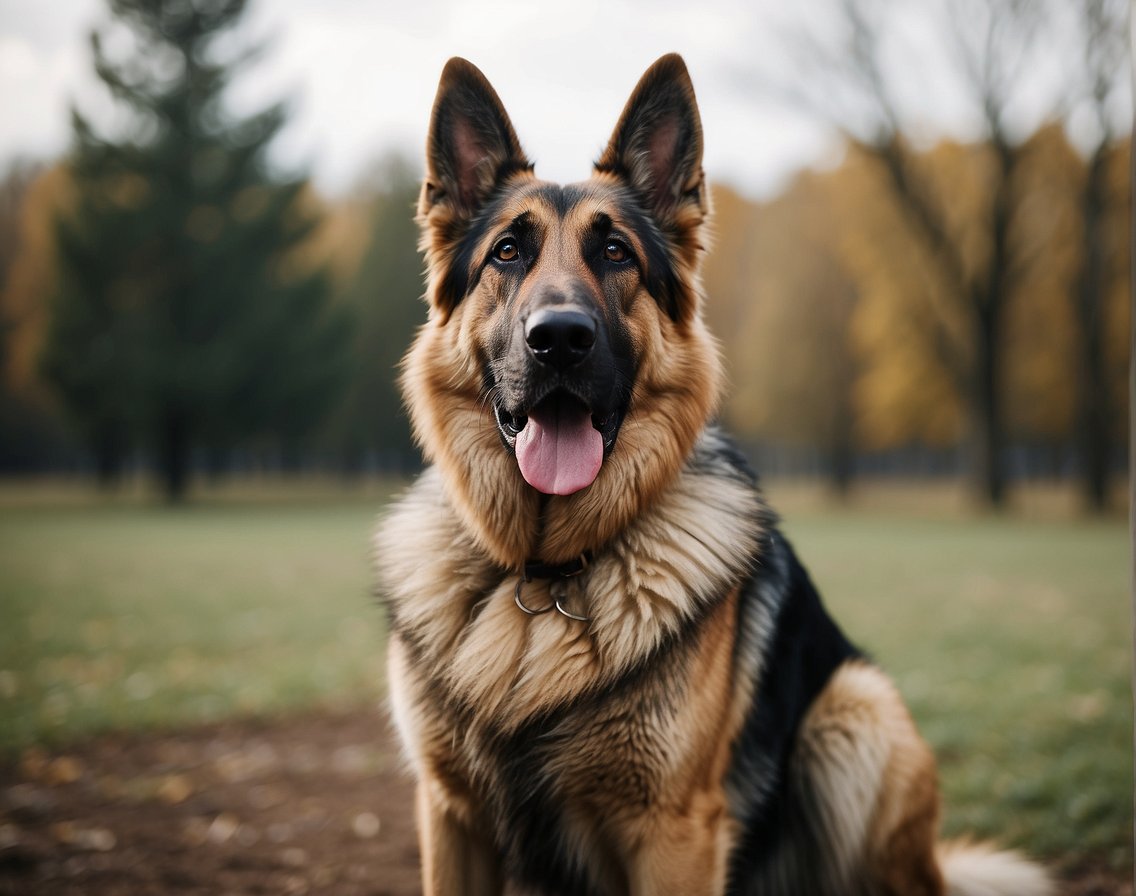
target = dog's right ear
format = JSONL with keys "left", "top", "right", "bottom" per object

{"left": 420, "top": 58, "right": 531, "bottom": 223}
{"left": 418, "top": 58, "right": 531, "bottom": 317}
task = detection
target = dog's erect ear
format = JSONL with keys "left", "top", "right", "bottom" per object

{"left": 595, "top": 54, "right": 705, "bottom": 228}
{"left": 595, "top": 54, "right": 707, "bottom": 324}
{"left": 418, "top": 58, "right": 532, "bottom": 318}
{"left": 421, "top": 58, "right": 531, "bottom": 220}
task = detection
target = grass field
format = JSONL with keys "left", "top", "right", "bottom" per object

{"left": 0, "top": 485, "right": 391, "bottom": 753}
{"left": 0, "top": 479, "right": 1130, "bottom": 873}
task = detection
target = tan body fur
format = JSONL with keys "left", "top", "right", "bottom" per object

{"left": 375, "top": 54, "right": 1053, "bottom": 896}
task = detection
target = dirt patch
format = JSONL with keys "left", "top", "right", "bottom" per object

{"left": 0, "top": 708, "right": 1128, "bottom": 895}
{"left": 0, "top": 709, "right": 418, "bottom": 896}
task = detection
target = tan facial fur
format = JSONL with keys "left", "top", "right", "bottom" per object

{"left": 405, "top": 177, "right": 721, "bottom": 569}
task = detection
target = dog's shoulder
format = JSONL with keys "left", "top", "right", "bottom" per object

{"left": 726, "top": 520, "right": 863, "bottom": 882}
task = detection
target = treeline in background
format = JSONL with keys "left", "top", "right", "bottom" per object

{"left": 0, "top": 0, "right": 1128, "bottom": 510}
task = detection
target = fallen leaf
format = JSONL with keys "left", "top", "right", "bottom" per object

{"left": 157, "top": 774, "right": 194, "bottom": 805}
{"left": 206, "top": 812, "right": 239, "bottom": 845}
{"left": 351, "top": 811, "right": 380, "bottom": 839}
{"left": 51, "top": 821, "right": 116, "bottom": 852}
{"left": 46, "top": 756, "right": 83, "bottom": 786}
{"left": 0, "top": 823, "right": 21, "bottom": 849}
{"left": 281, "top": 846, "right": 308, "bottom": 867}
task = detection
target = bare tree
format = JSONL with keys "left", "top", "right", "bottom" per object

{"left": 1064, "top": 0, "right": 1130, "bottom": 511}
{"left": 740, "top": 0, "right": 1050, "bottom": 506}
{"left": 0, "top": 160, "right": 45, "bottom": 384}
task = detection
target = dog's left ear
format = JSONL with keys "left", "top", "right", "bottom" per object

{"left": 595, "top": 54, "right": 706, "bottom": 231}
{"left": 595, "top": 54, "right": 707, "bottom": 324}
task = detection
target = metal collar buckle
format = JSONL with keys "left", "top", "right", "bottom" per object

{"left": 513, "top": 552, "right": 591, "bottom": 622}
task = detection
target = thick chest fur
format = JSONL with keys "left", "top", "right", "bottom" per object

{"left": 387, "top": 582, "right": 747, "bottom": 894}
{"left": 376, "top": 433, "right": 772, "bottom": 891}
{"left": 377, "top": 434, "right": 768, "bottom": 726}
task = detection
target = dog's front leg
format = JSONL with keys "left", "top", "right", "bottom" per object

{"left": 416, "top": 777, "right": 502, "bottom": 896}
{"left": 627, "top": 797, "right": 733, "bottom": 896}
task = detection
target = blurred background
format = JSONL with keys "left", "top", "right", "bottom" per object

{"left": 0, "top": 0, "right": 1129, "bottom": 506}
{"left": 0, "top": 0, "right": 1131, "bottom": 891}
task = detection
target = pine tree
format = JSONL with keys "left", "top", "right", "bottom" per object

{"left": 43, "top": 0, "right": 351, "bottom": 500}
{"left": 325, "top": 154, "right": 423, "bottom": 474}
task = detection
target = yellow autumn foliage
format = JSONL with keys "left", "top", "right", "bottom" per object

{"left": 704, "top": 128, "right": 1129, "bottom": 454}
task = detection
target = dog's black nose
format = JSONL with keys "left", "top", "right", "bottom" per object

{"left": 524, "top": 308, "right": 596, "bottom": 370}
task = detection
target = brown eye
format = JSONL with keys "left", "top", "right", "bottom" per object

{"left": 494, "top": 239, "right": 519, "bottom": 262}
{"left": 604, "top": 240, "right": 628, "bottom": 263}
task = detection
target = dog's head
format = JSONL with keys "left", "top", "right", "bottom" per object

{"left": 404, "top": 54, "right": 723, "bottom": 566}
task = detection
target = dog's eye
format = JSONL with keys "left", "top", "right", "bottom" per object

{"left": 493, "top": 239, "right": 520, "bottom": 263}
{"left": 604, "top": 240, "right": 629, "bottom": 263}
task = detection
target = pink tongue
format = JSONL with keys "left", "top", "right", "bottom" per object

{"left": 515, "top": 403, "right": 603, "bottom": 495}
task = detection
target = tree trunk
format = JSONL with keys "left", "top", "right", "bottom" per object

{"left": 93, "top": 428, "right": 125, "bottom": 491}
{"left": 1074, "top": 147, "right": 1111, "bottom": 513}
{"left": 970, "top": 302, "right": 1006, "bottom": 507}
{"left": 871, "top": 137, "right": 1015, "bottom": 509}
{"left": 159, "top": 408, "right": 190, "bottom": 503}
{"left": 967, "top": 140, "right": 1016, "bottom": 510}
{"left": 828, "top": 428, "right": 854, "bottom": 500}
{"left": 204, "top": 445, "right": 230, "bottom": 484}
{"left": 828, "top": 320, "right": 856, "bottom": 501}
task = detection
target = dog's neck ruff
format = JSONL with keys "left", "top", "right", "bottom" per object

{"left": 375, "top": 427, "right": 771, "bottom": 728}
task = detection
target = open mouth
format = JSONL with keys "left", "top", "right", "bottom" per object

{"left": 494, "top": 391, "right": 623, "bottom": 496}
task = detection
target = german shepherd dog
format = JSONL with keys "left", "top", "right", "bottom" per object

{"left": 376, "top": 54, "right": 1053, "bottom": 896}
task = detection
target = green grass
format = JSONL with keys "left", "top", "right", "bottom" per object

{"left": 0, "top": 480, "right": 1130, "bottom": 872}
{"left": 0, "top": 489, "right": 390, "bottom": 753}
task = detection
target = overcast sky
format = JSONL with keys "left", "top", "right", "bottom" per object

{"left": 0, "top": 0, "right": 1115, "bottom": 199}
{"left": 0, "top": 0, "right": 852, "bottom": 198}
